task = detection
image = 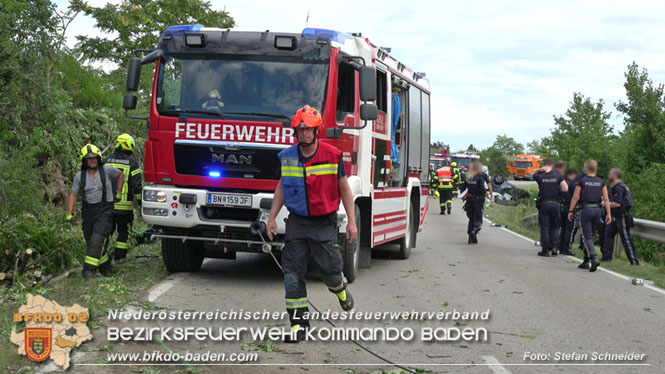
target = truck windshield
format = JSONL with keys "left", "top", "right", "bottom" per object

{"left": 158, "top": 55, "right": 329, "bottom": 119}
{"left": 515, "top": 161, "right": 532, "bottom": 168}
{"left": 451, "top": 157, "right": 472, "bottom": 168}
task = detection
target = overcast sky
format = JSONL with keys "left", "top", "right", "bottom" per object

{"left": 57, "top": 0, "right": 665, "bottom": 152}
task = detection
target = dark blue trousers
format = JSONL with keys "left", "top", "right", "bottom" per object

{"left": 602, "top": 214, "right": 639, "bottom": 264}
{"left": 538, "top": 201, "right": 561, "bottom": 250}
{"left": 466, "top": 197, "right": 484, "bottom": 234}
{"left": 580, "top": 207, "right": 601, "bottom": 258}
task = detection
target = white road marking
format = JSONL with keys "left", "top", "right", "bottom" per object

{"left": 146, "top": 273, "right": 190, "bottom": 302}
{"left": 485, "top": 217, "right": 665, "bottom": 296}
{"left": 482, "top": 355, "right": 512, "bottom": 374}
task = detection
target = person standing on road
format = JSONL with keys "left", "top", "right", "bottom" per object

{"left": 267, "top": 105, "right": 357, "bottom": 343}
{"left": 104, "top": 134, "right": 143, "bottom": 260}
{"left": 462, "top": 161, "right": 491, "bottom": 244}
{"left": 567, "top": 160, "right": 612, "bottom": 272}
{"left": 559, "top": 168, "right": 578, "bottom": 255}
{"left": 451, "top": 161, "right": 462, "bottom": 198}
{"left": 533, "top": 158, "right": 569, "bottom": 257}
{"left": 436, "top": 160, "right": 455, "bottom": 215}
{"left": 66, "top": 144, "right": 124, "bottom": 279}
{"left": 601, "top": 168, "right": 639, "bottom": 265}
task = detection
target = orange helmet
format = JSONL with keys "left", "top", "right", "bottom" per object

{"left": 291, "top": 105, "right": 323, "bottom": 128}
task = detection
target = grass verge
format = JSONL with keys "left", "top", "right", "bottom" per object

{"left": 0, "top": 241, "right": 169, "bottom": 372}
{"left": 485, "top": 201, "right": 665, "bottom": 289}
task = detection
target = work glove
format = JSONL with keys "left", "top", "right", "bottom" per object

{"left": 114, "top": 193, "right": 121, "bottom": 203}
{"left": 65, "top": 213, "right": 74, "bottom": 224}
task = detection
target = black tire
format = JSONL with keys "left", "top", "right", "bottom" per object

{"left": 395, "top": 204, "right": 417, "bottom": 260}
{"left": 339, "top": 205, "right": 361, "bottom": 283}
{"left": 162, "top": 238, "right": 205, "bottom": 273}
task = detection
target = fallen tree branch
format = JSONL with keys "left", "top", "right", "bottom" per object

{"left": 25, "top": 238, "right": 74, "bottom": 272}
{"left": 17, "top": 248, "right": 33, "bottom": 276}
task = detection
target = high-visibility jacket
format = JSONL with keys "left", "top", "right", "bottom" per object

{"left": 436, "top": 166, "right": 454, "bottom": 189}
{"left": 452, "top": 166, "right": 462, "bottom": 186}
{"left": 278, "top": 142, "right": 342, "bottom": 217}
{"left": 104, "top": 149, "right": 142, "bottom": 211}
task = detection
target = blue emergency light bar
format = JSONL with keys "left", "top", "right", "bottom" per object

{"left": 164, "top": 25, "right": 204, "bottom": 36}
{"left": 208, "top": 171, "right": 221, "bottom": 177}
{"left": 302, "top": 28, "right": 353, "bottom": 43}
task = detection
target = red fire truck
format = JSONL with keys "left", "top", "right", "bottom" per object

{"left": 123, "top": 26, "right": 432, "bottom": 282}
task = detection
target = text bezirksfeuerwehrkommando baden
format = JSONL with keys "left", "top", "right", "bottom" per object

{"left": 108, "top": 308, "right": 490, "bottom": 322}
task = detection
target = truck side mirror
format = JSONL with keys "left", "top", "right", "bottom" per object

{"left": 359, "top": 66, "right": 377, "bottom": 102}
{"left": 126, "top": 56, "right": 142, "bottom": 92}
{"left": 360, "top": 103, "right": 378, "bottom": 121}
{"left": 123, "top": 94, "right": 137, "bottom": 110}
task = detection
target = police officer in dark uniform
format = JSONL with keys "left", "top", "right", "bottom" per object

{"left": 559, "top": 167, "right": 578, "bottom": 255}
{"left": 601, "top": 168, "right": 639, "bottom": 265}
{"left": 532, "top": 158, "right": 568, "bottom": 257}
{"left": 568, "top": 160, "right": 612, "bottom": 272}
{"left": 462, "top": 161, "right": 491, "bottom": 244}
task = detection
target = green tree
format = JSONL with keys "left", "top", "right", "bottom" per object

{"left": 491, "top": 134, "right": 524, "bottom": 156}
{"left": 72, "top": 0, "right": 235, "bottom": 64}
{"left": 615, "top": 62, "right": 665, "bottom": 170}
{"left": 480, "top": 146, "right": 507, "bottom": 176}
{"left": 430, "top": 141, "right": 448, "bottom": 154}
{"left": 526, "top": 138, "right": 554, "bottom": 157}
{"left": 549, "top": 93, "right": 617, "bottom": 176}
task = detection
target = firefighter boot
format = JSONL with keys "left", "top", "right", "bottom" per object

{"left": 99, "top": 260, "right": 113, "bottom": 278}
{"left": 550, "top": 248, "right": 559, "bottom": 256}
{"left": 578, "top": 257, "right": 590, "bottom": 269}
{"left": 447, "top": 203, "right": 452, "bottom": 215}
{"left": 82, "top": 264, "right": 96, "bottom": 279}
{"left": 589, "top": 256, "right": 600, "bottom": 272}
{"left": 337, "top": 289, "right": 354, "bottom": 311}
{"left": 114, "top": 247, "right": 128, "bottom": 261}
{"left": 284, "top": 324, "right": 308, "bottom": 343}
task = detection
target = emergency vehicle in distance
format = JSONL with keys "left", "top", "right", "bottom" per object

{"left": 122, "top": 26, "right": 432, "bottom": 282}
{"left": 507, "top": 154, "right": 542, "bottom": 180}
{"left": 450, "top": 153, "right": 479, "bottom": 172}
{"left": 429, "top": 150, "right": 450, "bottom": 170}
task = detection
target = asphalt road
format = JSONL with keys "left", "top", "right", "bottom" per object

{"left": 69, "top": 196, "right": 665, "bottom": 374}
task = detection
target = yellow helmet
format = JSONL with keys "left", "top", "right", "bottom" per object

{"left": 451, "top": 161, "right": 458, "bottom": 167}
{"left": 115, "top": 133, "right": 135, "bottom": 152}
{"left": 79, "top": 144, "right": 102, "bottom": 161}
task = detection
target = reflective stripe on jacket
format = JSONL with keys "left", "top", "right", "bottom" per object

{"left": 278, "top": 142, "right": 342, "bottom": 216}
{"left": 437, "top": 166, "right": 454, "bottom": 189}
{"left": 104, "top": 150, "right": 142, "bottom": 211}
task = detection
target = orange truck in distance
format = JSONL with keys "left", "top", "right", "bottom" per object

{"left": 507, "top": 155, "right": 542, "bottom": 180}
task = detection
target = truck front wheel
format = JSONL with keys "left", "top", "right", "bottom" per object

{"left": 162, "top": 237, "right": 205, "bottom": 273}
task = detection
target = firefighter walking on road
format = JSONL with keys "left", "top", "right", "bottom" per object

{"left": 267, "top": 105, "right": 357, "bottom": 343}
{"left": 436, "top": 160, "right": 455, "bottom": 215}
{"left": 66, "top": 144, "right": 124, "bottom": 279}
{"left": 451, "top": 161, "right": 461, "bottom": 198}
{"left": 104, "top": 134, "right": 143, "bottom": 260}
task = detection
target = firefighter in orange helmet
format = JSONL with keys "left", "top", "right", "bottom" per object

{"left": 267, "top": 105, "right": 357, "bottom": 343}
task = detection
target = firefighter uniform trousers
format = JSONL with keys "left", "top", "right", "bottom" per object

{"left": 282, "top": 212, "right": 345, "bottom": 327}
{"left": 603, "top": 214, "right": 639, "bottom": 264}
{"left": 465, "top": 196, "right": 484, "bottom": 234}
{"left": 82, "top": 202, "right": 114, "bottom": 270}
{"left": 113, "top": 211, "right": 133, "bottom": 260}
